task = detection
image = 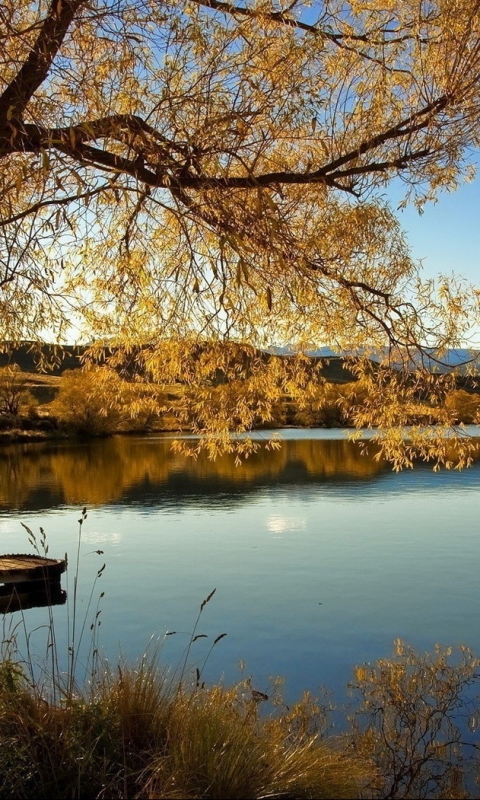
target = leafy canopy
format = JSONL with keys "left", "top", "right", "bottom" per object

{"left": 2, "top": 0, "right": 480, "bottom": 462}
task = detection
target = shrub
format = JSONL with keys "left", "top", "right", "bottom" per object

{"left": 0, "top": 365, "right": 38, "bottom": 417}
{"left": 52, "top": 367, "right": 131, "bottom": 435}
{"left": 349, "top": 640, "right": 480, "bottom": 799}
{"left": 291, "top": 383, "right": 358, "bottom": 428}
{"left": 444, "top": 389, "right": 480, "bottom": 425}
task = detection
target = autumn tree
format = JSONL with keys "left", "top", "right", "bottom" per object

{"left": 52, "top": 366, "right": 166, "bottom": 434}
{"left": 2, "top": 0, "right": 480, "bottom": 461}
{"left": 52, "top": 366, "right": 130, "bottom": 434}
{"left": 0, "top": 365, "right": 37, "bottom": 417}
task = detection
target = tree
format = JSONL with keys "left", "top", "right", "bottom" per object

{"left": 52, "top": 366, "right": 131, "bottom": 434}
{"left": 2, "top": 1, "right": 480, "bottom": 462}
{"left": 0, "top": 364, "right": 37, "bottom": 417}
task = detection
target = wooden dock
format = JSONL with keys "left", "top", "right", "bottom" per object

{"left": 0, "top": 554, "right": 67, "bottom": 586}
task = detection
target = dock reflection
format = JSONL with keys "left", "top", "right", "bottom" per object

{"left": 0, "top": 583, "right": 66, "bottom": 614}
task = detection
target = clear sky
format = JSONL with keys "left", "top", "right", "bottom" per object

{"left": 382, "top": 173, "right": 480, "bottom": 347}
{"left": 387, "top": 175, "right": 480, "bottom": 289}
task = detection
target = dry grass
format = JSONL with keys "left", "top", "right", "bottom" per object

{"left": 145, "top": 685, "right": 366, "bottom": 799}
{"left": 0, "top": 657, "right": 370, "bottom": 800}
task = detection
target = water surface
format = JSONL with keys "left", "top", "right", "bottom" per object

{"left": 1, "top": 429, "right": 479, "bottom": 703}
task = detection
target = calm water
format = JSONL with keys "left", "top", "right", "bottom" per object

{"left": 1, "top": 429, "right": 480, "bottom": 703}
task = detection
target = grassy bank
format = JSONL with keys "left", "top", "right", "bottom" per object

{"left": 2, "top": 632, "right": 480, "bottom": 799}
{"left": 0, "top": 658, "right": 369, "bottom": 800}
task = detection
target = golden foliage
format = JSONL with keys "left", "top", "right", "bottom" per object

{"left": 2, "top": 2, "right": 480, "bottom": 463}
{"left": 445, "top": 388, "right": 480, "bottom": 424}
{"left": 51, "top": 367, "right": 131, "bottom": 435}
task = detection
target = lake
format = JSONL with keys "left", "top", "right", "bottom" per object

{"left": 1, "top": 428, "right": 480, "bottom": 706}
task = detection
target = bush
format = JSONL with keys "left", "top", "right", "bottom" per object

{"left": 290, "top": 383, "right": 359, "bottom": 428}
{"left": 52, "top": 367, "right": 131, "bottom": 435}
{"left": 0, "top": 365, "right": 38, "bottom": 417}
{"left": 349, "top": 640, "right": 480, "bottom": 799}
{"left": 445, "top": 389, "right": 480, "bottom": 424}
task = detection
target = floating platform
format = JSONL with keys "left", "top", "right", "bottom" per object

{"left": 0, "top": 554, "right": 67, "bottom": 586}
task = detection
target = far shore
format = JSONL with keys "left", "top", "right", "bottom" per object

{"left": 0, "top": 421, "right": 348, "bottom": 446}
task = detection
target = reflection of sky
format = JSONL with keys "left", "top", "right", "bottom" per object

{"left": 266, "top": 514, "right": 306, "bottom": 535}
{"left": 1, "top": 431, "right": 480, "bottom": 711}
{"left": 81, "top": 528, "right": 122, "bottom": 545}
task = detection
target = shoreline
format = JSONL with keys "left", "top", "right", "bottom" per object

{"left": 1, "top": 421, "right": 480, "bottom": 448}
{"left": 0, "top": 420, "right": 360, "bottom": 446}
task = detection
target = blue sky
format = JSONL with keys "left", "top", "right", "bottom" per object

{"left": 387, "top": 176, "right": 480, "bottom": 288}
{"left": 382, "top": 173, "right": 480, "bottom": 347}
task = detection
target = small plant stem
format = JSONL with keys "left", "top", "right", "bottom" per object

{"left": 68, "top": 510, "right": 86, "bottom": 697}
{"left": 176, "top": 588, "right": 216, "bottom": 692}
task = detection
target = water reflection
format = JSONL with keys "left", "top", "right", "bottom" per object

{"left": 1, "top": 430, "right": 480, "bottom": 710}
{"left": 0, "top": 584, "right": 66, "bottom": 614}
{"left": 0, "top": 434, "right": 387, "bottom": 511}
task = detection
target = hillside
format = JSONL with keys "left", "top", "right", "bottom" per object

{"left": 1, "top": 342, "right": 479, "bottom": 396}
{"left": 0, "top": 343, "right": 86, "bottom": 374}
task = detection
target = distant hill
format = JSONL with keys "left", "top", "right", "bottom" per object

{"left": 268, "top": 345, "right": 480, "bottom": 375}
{"left": 0, "top": 343, "right": 86, "bottom": 375}
{"left": 2, "top": 342, "right": 480, "bottom": 386}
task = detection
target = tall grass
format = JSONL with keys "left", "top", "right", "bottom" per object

{"left": 0, "top": 648, "right": 371, "bottom": 799}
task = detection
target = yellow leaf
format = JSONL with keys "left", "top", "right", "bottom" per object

{"left": 266, "top": 286, "right": 272, "bottom": 311}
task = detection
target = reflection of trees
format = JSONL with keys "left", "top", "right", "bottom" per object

{"left": 0, "top": 444, "right": 49, "bottom": 508}
{"left": 49, "top": 440, "right": 174, "bottom": 505}
{"left": 288, "top": 440, "right": 384, "bottom": 479}
{"left": 182, "top": 439, "right": 384, "bottom": 482}
{"left": 0, "top": 438, "right": 181, "bottom": 508}
{"left": 181, "top": 443, "right": 290, "bottom": 483}
{"left": 0, "top": 436, "right": 386, "bottom": 510}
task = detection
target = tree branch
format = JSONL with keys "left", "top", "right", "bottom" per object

{"left": 0, "top": 0, "right": 85, "bottom": 125}
{"left": 317, "top": 96, "right": 450, "bottom": 177}
{"left": 0, "top": 182, "right": 120, "bottom": 227}
{"left": 188, "top": 0, "right": 428, "bottom": 46}
{"left": 0, "top": 84, "right": 450, "bottom": 201}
